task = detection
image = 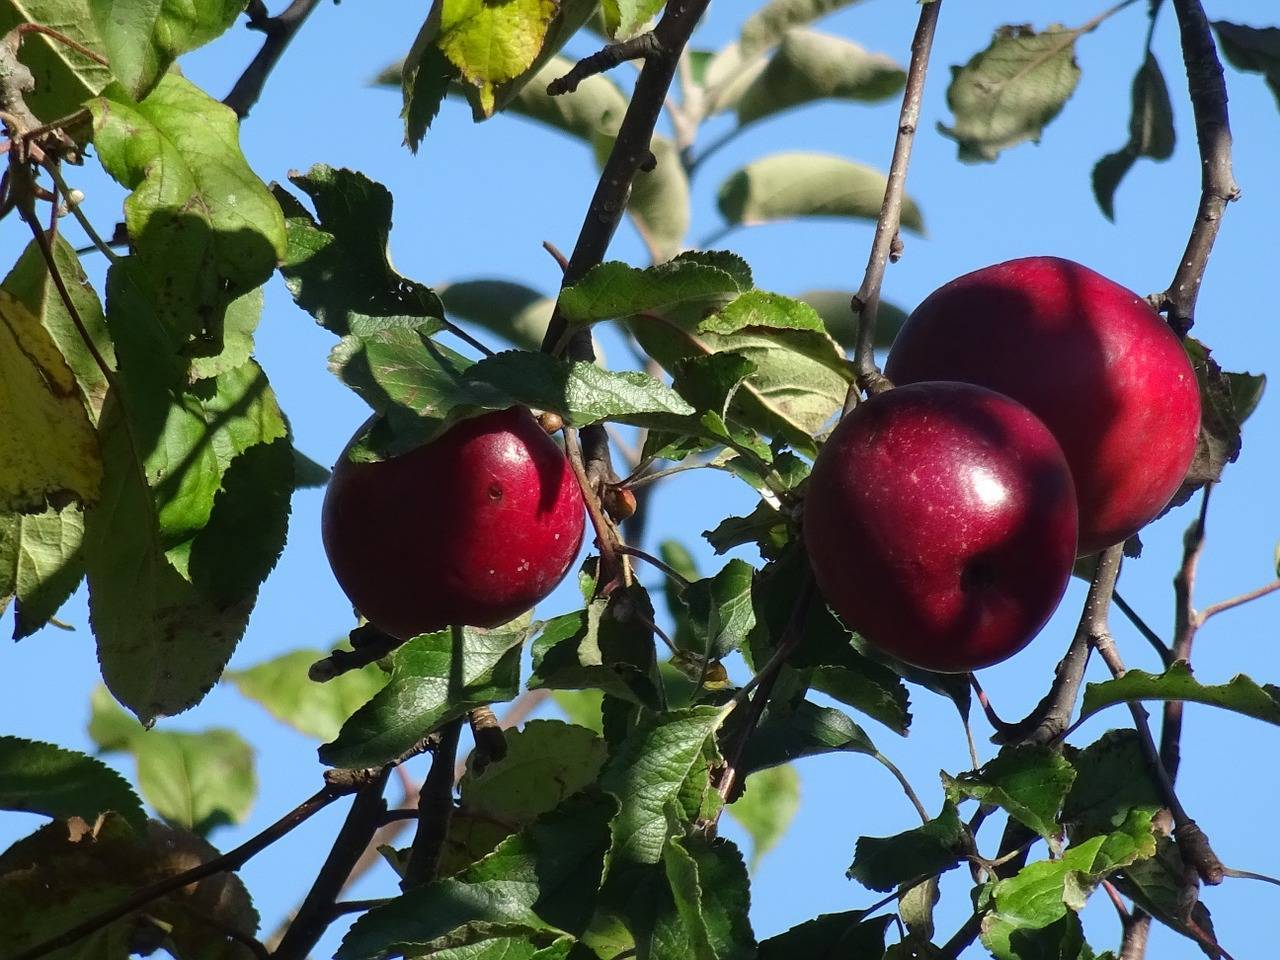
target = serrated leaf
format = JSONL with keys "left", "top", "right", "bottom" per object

{"left": 0, "top": 290, "right": 102, "bottom": 513}
{"left": 1062, "top": 730, "right": 1163, "bottom": 840}
{"left": 717, "top": 152, "right": 923, "bottom": 231}
{"left": 740, "top": 700, "right": 876, "bottom": 776}
{"left": 697, "top": 290, "right": 826, "bottom": 337}
{"left": 338, "top": 791, "right": 615, "bottom": 960}
{"left": 757, "top": 912, "right": 892, "bottom": 960}
{"left": 677, "top": 558, "right": 756, "bottom": 662}
{"left": 87, "top": 0, "right": 242, "bottom": 100}
{"left": 1213, "top": 21, "right": 1280, "bottom": 110}
{"left": 798, "top": 289, "right": 908, "bottom": 351}
{"left": 226, "top": 648, "right": 388, "bottom": 742}
{"left": 1079, "top": 661, "right": 1280, "bottom": 727}
{"left": 1092, "top": 53, "right": 1175, "bottom": 220}
{"left": 981, "top": 911, "right": 1092, "bottom": 960}
{"left": 0, "top": 736, "right": 144, "bottom": 830}
{"left": 726, "top": 763, "right": 799, "bottom": 868}
{"left": 0, "top": 0, "right": 112, "bottom": 121}
{"left": 704, "top": 500, "right": 790, "bottom": 558}
{"left": 559, "top": 256, "right": 746, "bottom": 327}
{"left": 320, "top": 620, "right": 533, "bottom": 768}
{"left": 661, "top": 835, "right": 756, "bottom": 960}
{"left": 940, "top": 24, "right": 1083, "bottom": 163}
{"left": 89, "top": 74, "right": 286, "bottom": 344}
{"left": 943, "top": 745, "right": 1076, "bottom": 840}
{"left": 849, "top": 802, "right": 967, "bottom": 892}
{"left": 739, "top": 0, "right": 868, "bottom": 58}
{"left": 600, "top": 706, "right": 723, "bottom": 864}
{"left": 277, "top": 165, "right": 445, "bottom": 337}
{"left": 0, "top": 815, "right": 258, "bottom": 960}
{"left": 0, "top": 504, "right": 84, "bottom": 639}
{"left": 400, "top": 41, "right": 455, "bottom": 150}
{"left": 441, "top": 279, "right": 551, "bottom": 351}
{"left": 437, "top": 0, "right": 560, "bottom": 116}
{"left": 737, "top": 30, "right": 904, "bottom": 125}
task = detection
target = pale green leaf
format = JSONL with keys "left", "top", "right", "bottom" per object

{"left": 726, "top": 763, "right": 799, "bottom": 868}
{"left": 441, "top": 279, "right": 551, "bottom": 351}
{"left": 739, "top": 0, "right": 868, "bottom": 58}
{"left": 0, "top": 504, "right": 84, "bottom": 639}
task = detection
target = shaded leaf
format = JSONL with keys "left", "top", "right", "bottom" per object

{"left": 798, "top": 289, "right": 907, "bottom": 352}
{"left": 1079, "top": 661, "right": 1280, "bottom": 727}
{"left": 717, "top": 152, "right": 923, "bottom": 231}
{"left": 677, "top": 558, "right": 756, "bottom": 661}
{"left": 1213, "top": 21, "right": 1280, "bottom": 110}
{"left": 940, "top": 24, "right": 1082, "bottom": 163}
{"left": 226, "top": 648, "right": 388, "bottom": 742}
{"left": 593, "top": 133, "right": 691, "bottom": 262}
{"left": 320, "top": 620, "right": 533, "bottom": 768}
{"left": 0, "top": 504, "right": 84, "bottom": 639}
{"left": 441, "top": 278, "right": 551, "bottom": 350}
{"left": 704, "top": 500, "right": 790, "bottom": 559}
{"left": 1115, "top": 834, "right": 1220, "bottom": 950}
{"left": 942, "top": 745, "right": 1076, "bottom": 840}
{"left": 0, "top": 736, "right": 144, "bottom": 830}
{"left": 848, "top": 802, "right": 967, "bottom": 892}
{"left": 757, "top": 913, "right": 892, "bottom": 960}
{"left": 726, "top": 763, "right": 799, "bottom": 868}
{"left": 740, "top": 700, "right": 876, "bottom": 776}
{"left": 739, "top": 0, "right": 868, "bottom": 58}
{"left": 549, "top": 689, "right": 604, "bottom": 733}
{"left": 737, "top": 30, "right": 904, "bottom": 125}
{"left": 1093, "top": 53, "right": 1175, "bottom": 220}
{"left": 1062, "top": 730, "right": 1163, "bottom": 840}
{"left": 661, "top": 835, "right": 756, "bottom": 960}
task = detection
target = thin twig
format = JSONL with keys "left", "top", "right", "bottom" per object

{"left": 224, "top": 0, "right": 324, "bottom": 119}
{"left": 1196, "top": 579, "right": 1280, "bottom": 626}
{"left": 848, "top": 0, "right": 942, "bottom": 397}
{"left": 616, "top": 543, "right": 692, "bottom": 589}
{"left": 1157, "top": 0, "right": 1239, "bottom": 335}
{"left": 548, "top": 32, "right": 663, "bottom": 95}
{"left": 272, "top": 769, "right": 391, "bottom": 960}
{"left": 995, "top": 544, "right": 1124, "bottom": 745}
{"left": 1113, "top": 590, "right": 1174, "bottom": 666}
{"left": 1163, "top": 486, "right": 1210, "bottom": 780}
{"left": 43, "top": 160, "right": 122, "bottom": 264}
{"left": 400, "top": 713, "right": 463, "bottom": 890}
{"left": 874, "top": 752, "right": 929, "bottom": 824}
{"left": 563, "top": 425, "right": 625, "bottom": 586}
{"left": 10, "top": 786, "right": 346, "bottom": 960}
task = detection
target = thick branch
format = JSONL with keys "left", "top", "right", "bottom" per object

{"left": 272, "top": 770, "right": 391, "bottom": 960}
{"left": 400, "top": 714, "right": 463, "bottom": 889}
{"left": 850, "top": 0, "right": 942, "bottom": 395}
{"left": 11, "top": 785, "right": 347, "bottom": 960}
{"left": 1159, "top": 0, "right": 1239, "bottom": 334}
{"left": 223, "top": 0, "right": 323, "bottom": 119}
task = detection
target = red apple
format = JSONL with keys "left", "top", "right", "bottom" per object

{"left": 803, "top": 382, "right": 1078, "bottom": 672}
{"left": 885, "top": 257, "right": 1200, "bottom": 554}
{"left": 322, "top": 407, "right": 585, "bottom": 639}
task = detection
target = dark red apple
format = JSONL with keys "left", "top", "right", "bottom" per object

{"left": 885, "top": 256, "right": 1200, "bottom": 554}
{"left": 803, "top": 382, "right": 1078, "bottom": 672}
{"left": 322, "top": 407, "right": 585, "bottom": 639}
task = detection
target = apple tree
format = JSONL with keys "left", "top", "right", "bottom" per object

{"left": 0, "top": 0, "right": 1277, "bottom": 958}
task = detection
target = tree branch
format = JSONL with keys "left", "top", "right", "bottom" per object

{"left": 1163, "top": 486, "right": 1210, "bottom": 780}
{"left": 272, "top": 769, "right": 391, "bottom": 960}
{"left": 1158, "top": 0, "right": 1239, "bottom": 335}
{"left": 849, "top": 0, "right": 942, "bottom": 397}
{"left": 547, "top": 32, "right": 663, "bottom": 95}
{"left": 1196, "top": 578, "right": 1280, "bottom": 626}
{"left": 223, "top": 0, "right": 324, "bottom": 119}
{"left": 400, "top": 713, "right": 464, "bottom": 890}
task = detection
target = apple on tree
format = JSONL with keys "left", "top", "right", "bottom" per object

{"left": 885, "top": 256, "right": 1201, "bottom": 555}
{"left": 803, "top": 381, "right": 1079, "bottom": 673}
{"left": 321, "top": 406, "right": 586, "bottom": 640}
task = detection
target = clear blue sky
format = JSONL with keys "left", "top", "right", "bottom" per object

{"left": 2, "top": 1, "right": 1278, "bottom": 957}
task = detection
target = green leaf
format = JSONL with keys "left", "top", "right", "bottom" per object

{"left": 601, "top": 0, "right": 663, "bottom": 40}
{"left": 704, "top": 501, "right": 790, "bottom": 558}
{"left": 276, "top": 165, "right": 444, "bottom": 337}
{"left": 529, "top": 590, "right": 663, "bottom": 709}
{"left": 549, "top": 689, "right": 605, "bottom": 732}
{"left": 88, "top": 689, "right": 256, "bottom": 835}
{"left": 677, "top": 558, "right": 756, "bottom": 661}
{"left": 3, "top": 234, "right": 114, "bottom": 420}
{"left": 0, "top": 504, "right": 84, "bottom": 639}
{"left": 739, "top": 0, "right": 868, "bottom": 58}
{"left": 717, "top": 152, "right": 923, "bottom": 231}
{"left": 848, "top": 802, "right": 967, "bottom": 892}
{"left": 697, "top": 290, "right": 826, "bottom": 337}
{"left": 87, "top": 0, "right": 242, "bottom": 99}
{"left": 1062, "top": 730, "right": 1163, "bottom": 840}
{"left": 1114, "top": 834, "right": 1219, "bottom": 949}
{"left": 1213, "top": 21, "right": 1280, "bottom": 110}
{"left": 559, "top": 256, "right": 747, "bottom": 327}
{"left": 226, "top": 648, "right": 389, "bottom": 742}
{"left": 661, "top": 835, "right": 756, "bottom": 960}
{"left": 1092, "top": 53, "right": 1175, "bottom": 221}
{"left": 726, "top": 763, "right": 799, "bottom": 868}
{"left": 1079, "top": 661, "right": 1280, "bottom": 727}
{"left": 0, "top": 0, "right": 112, "bottom": 121}
{"left": 898, "top": 876, "right": 940, "bottom": 943}
{"left": 338, "top": 791, "right": 616, "bottom": 960}
{"left": 0, "top": 815, "right": 259, "bottom": 960}
{"left": 601, "top": 706, "right": 723, "bottom": 864}
{"left": 292, "top": 448, "right": 331, "bottom": 489}
{"left": 940, "top": 24, "right": 1083, "bottom": 163}
{"left": 504, "top": 54, "right": 628, "bottom": 140}
{"left": 441, "top": 278, "right": 551, "bottom": 351}
{"left": 0, "top": 290, "right": 102, "bottom": 513}
{"left": 319, "top": 620, "right": 533, "bottom": 768}
{"left": 400, "top": 41, "right": 455, "bottom": 150}
{"left": 757, "top": 913, "right": 892, "bottom": 960}
{"left": 981, "top": 911, "right": 1093, "bottom": 960}
{"left": 798, "top": 289, "right": 908, "bottom": 351}
{"left": 0, "top": 736, "right": 144, "bottom": 830}
{"left": 737, "top": 30, "right": 904, "bottom": 125}
{"left": 89, "top": 74, "right": 287, "bottom": 344}
{"left": 942, "top": 745, "right": 1076, "bottom": 840}
{"left": 739, "top": 700, "right": 876, "bottom": 776}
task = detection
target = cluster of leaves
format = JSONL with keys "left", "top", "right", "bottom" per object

{"left": 2, "top": 1, "right": 1280, "bottom": 959}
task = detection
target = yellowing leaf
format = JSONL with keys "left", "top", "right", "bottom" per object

{"left": 437, "top": 0, "right": 559, "bottom": 116}
{"left": 0, "top": 290, "right": 101, "bottom": 513}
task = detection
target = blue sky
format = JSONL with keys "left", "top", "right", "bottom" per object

{"left": 2, "top": 1, "right": 1279, "bottom": 957}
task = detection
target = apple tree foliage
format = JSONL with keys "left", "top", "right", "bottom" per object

{"left": 0, "top": 1, "right": 1276, "bottom": 959}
